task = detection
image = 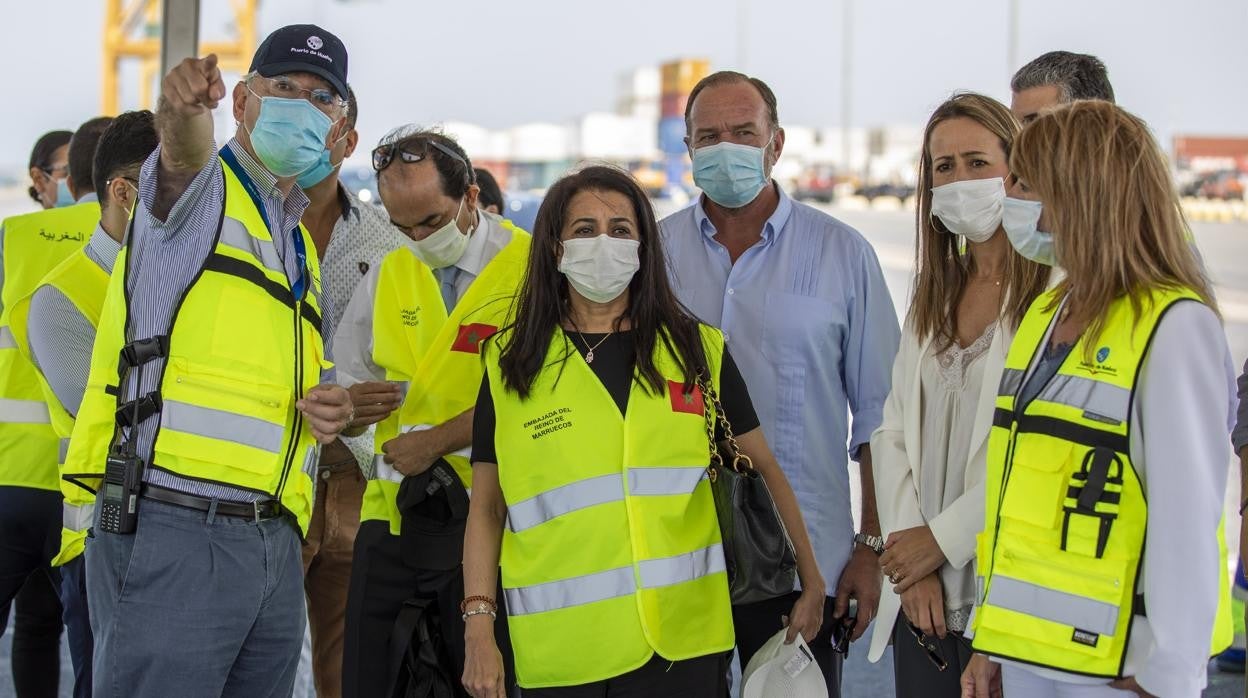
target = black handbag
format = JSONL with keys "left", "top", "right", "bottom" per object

{"left": 697, "top": 371, "right": 798, "bottom": 605}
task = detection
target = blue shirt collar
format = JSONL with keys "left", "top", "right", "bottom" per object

{"left": 692, "top": 181, "right": 794, "bottom": 244}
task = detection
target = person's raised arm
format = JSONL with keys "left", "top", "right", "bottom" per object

{"left": 153, "top": 54, "right": 225, "bottom": 220}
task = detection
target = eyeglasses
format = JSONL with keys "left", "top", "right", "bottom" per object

{"left": 904, "top": 620, "right": 973, "bottom": 672}
{"left": 246, "top": 74, "right": 348, "bottom": 114}
{"left": 371, "top": 139, "right": 468, "bottom": 173}
{"left": 40, "top": 165, "right": 68, "bottom": 179}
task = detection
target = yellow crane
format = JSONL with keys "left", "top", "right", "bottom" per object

{"left": 101, "top": 0, "right": 257, "bottom": 115}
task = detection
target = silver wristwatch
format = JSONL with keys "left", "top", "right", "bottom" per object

{"left": 854, "top": 532, "right": 884, "bottom": 555}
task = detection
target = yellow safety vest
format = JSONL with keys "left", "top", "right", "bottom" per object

{"left": 0, "top": 201, "right": 96, "bottom": 490}
{"left": 362, "top": 224, "right": 530, "bottom": 534}
{"left": 485, "top": 324, "right": 735, "bottom": 688}
{"left": 972, "top": 286, "right": 1233, "bottom": 676}
{"left": 9, "top": 246, "right": 109, "bottom": 564}
{"left": 64, "top": 156, "right": 326, "bottom": 533}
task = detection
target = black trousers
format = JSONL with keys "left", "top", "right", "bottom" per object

{"left": 521, "top": 653, "right": 727, "bottom": 698}
{"left": 0, "top": 486, "right": 63, "bottom": 698}
{"left": 342, "top": 520, "right": 515, "bottom": 698}
{"left": 732, "top": 592, "right": 843, "bottom": 697}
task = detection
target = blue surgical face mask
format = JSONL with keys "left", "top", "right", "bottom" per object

{"left": 245, "top": 91, "right": 334, "bottom": 178}
{"left": 1001, "top": 197, "right": 1055, "bottom": 266}
{"left": 296, "top": 145, "right": 343, "bottom": 190}
{"left": 54, "top": 177, "right": 75, "bottom": 208}
{"left": 692, "top": 139, "right": 772, "bottom": 209}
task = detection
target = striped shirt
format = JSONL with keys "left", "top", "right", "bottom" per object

{"left": 27, "top": 225, "right": 122, "bottom": 416}
{"left": 124, "top": 138, "right": 317, "bottom": 503}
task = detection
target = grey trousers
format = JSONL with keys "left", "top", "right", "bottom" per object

{"left": 86, "top": 496, "right": 305, "bottom": 698}
{"left": 891, "top": 614, "right": 974, "bottom": 698}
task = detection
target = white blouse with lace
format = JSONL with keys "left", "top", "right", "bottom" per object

{"left": 917, "top": 323, "right": 996, "bottom": 632}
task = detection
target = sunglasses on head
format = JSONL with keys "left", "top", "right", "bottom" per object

{"left": 372, "top": 139, "right": 467, "bottom": 173}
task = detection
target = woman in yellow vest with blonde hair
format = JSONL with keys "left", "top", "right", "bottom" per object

{"left": 962, "top": 101, "right": 1234, "bottom": 698}
{"left": 460, "top": 165, "right": 825, "bottom": 697}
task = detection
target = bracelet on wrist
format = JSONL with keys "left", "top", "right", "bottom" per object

{"left": 460, "top": 596, "right": 498, "bottom": 614}
{"left": 462, "top": 608, "right": 498, "bottom": 622}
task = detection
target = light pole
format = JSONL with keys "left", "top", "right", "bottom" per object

{"left": 737, "top": 0, "right": 749, "bottom": 70}
{"left": 841, "top": 0, "right": 853, "bottom": 175}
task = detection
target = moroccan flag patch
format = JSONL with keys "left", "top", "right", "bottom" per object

{"left": 668, "top": 380, "right": 704, "bottom": 415}
{"left": 451, "top": 323, "right": 498, "bottom": 354}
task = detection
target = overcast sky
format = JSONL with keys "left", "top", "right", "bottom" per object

{"left": 3, "top": 0, "right": 1244, "bottom": 171}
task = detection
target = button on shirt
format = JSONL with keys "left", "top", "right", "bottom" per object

{"left": 124, "top": 139, "right": 321, "bottom": 503}
{"left": 660, "top": 186, "right": 900, "bottom": 594}
{"left": 317, "top": 184, "right": 410, "bottom": 469}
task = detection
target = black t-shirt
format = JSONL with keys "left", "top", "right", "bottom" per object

{"left": 471, "top": 330, "right": 760, "bottom": 464}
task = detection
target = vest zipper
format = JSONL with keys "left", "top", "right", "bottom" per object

{"left": 983, "top": 422, "right": 1020, "bottom": 594}
{"left": 274, "top": 297, "right": 305, "bottom": 503}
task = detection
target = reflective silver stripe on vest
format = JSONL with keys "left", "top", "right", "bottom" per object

{"left": 372, "top": 456, "right": 404, "bottom": 484}
{"left": 638, "top": 544, "right": 726, "bottom": 589}
{"left": 58, "top": 438, "right": 70, "bottom": 464}
{"left": 0, "top": 326, "right": 17, "bottom": 350}
{"left": 985, "top": 575, "right": 1120, "bottom": 637}
{"left": 1036, "top": 374, "right": 1131, "bottom": 425}
{"left": 508, "top": 473, "right": 624, "bottom": 533}
{"left": 999, "top": 368, "right": 1025, "bottom": 398}
{"left": 0, "top": 398, "right": 51, "bottom": 424}
{"left": 627, "top": 466, "right": 707, "bottom": 496}
{"left": 218, "top": 219, "right": 285, "bottom": 277}
{"left": 160, "top": 400, "right": 285, "bottom": 453}
{"left": 504, "top": 565, "right": 636, "bottom": 616}
{"left": 371, "top": 422, "right": 471, "bottom": 484}
{"left": 63, "top": 502, "right": 95, "bottom": 533}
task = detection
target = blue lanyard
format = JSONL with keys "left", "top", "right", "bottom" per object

{"left": 219, "top": 145, "right": 308, "bottom": 300}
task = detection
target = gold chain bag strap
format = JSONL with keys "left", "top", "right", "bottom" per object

{"left": 696, "top": 369, "right": 797, "bottom": 605}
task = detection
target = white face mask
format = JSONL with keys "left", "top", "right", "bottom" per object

{"left": 1002, "top": 197, "right": 1056, "bottom": 266}
{"left": 930, "top": 177, "right": 1006, "bottom": 243}
{"left": 558, "top": 235, "right": 641, "bottom": 304}
{"left": 410, "top": 198, "right": 472, "bottom": 269}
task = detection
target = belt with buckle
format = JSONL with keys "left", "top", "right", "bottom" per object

{"left": 140, "top": 484, "right": 284, "bottom": 522}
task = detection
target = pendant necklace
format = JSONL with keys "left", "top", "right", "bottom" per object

{"left": 569, "top": 318, "right": 615, "bottom": 364}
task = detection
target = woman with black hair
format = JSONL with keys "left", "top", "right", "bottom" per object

{"left": 460, "top": 165, "right": 824, "bottom": 697}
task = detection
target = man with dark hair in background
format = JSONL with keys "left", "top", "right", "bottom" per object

{"left": 473, "top": 167, "right": 505, "bottom": 216}
{"left": 10, "top": 110, "right": 159, "bottom": 698}
{"left": 0, "top": 115, "right": 111, "bottom": 698}
{"left": 1010, "top": 50, "right": 1115, "bottom": 123}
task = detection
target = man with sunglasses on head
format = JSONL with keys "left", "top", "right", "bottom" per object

{"left": 63, "top": 25, "right": 355, "bottom": 697}
{"left": 334, "top": 127, "right": 528, "bottom": 698}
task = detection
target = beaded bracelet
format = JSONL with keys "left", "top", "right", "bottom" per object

{"left": 460, "top": 596, "right": 497, "bottom": 614}
{"left": 462, "top": 607, "right": 498, "bottom": 622}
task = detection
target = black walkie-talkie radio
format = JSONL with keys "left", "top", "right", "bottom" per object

{"left": 99, "top": 451, "right": 144, "bottom": 534}
{"left": 98, "top": 359, "right": 148, "bottom": 535}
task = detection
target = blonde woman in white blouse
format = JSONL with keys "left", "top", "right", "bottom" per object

{"left": 866, "top": 93, "right": 1048, "bottom": 697}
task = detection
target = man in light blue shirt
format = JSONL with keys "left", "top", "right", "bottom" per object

{"left": 660, "top": 70, "right": 900, "bottom": 695}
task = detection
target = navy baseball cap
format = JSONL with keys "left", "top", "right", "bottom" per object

{"left": 249, "top": 24, "right": 348, "bottom": 99}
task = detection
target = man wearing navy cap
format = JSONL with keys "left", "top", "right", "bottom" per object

{"left": 72, "top": 24, "right": 356, "bottom": 697}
